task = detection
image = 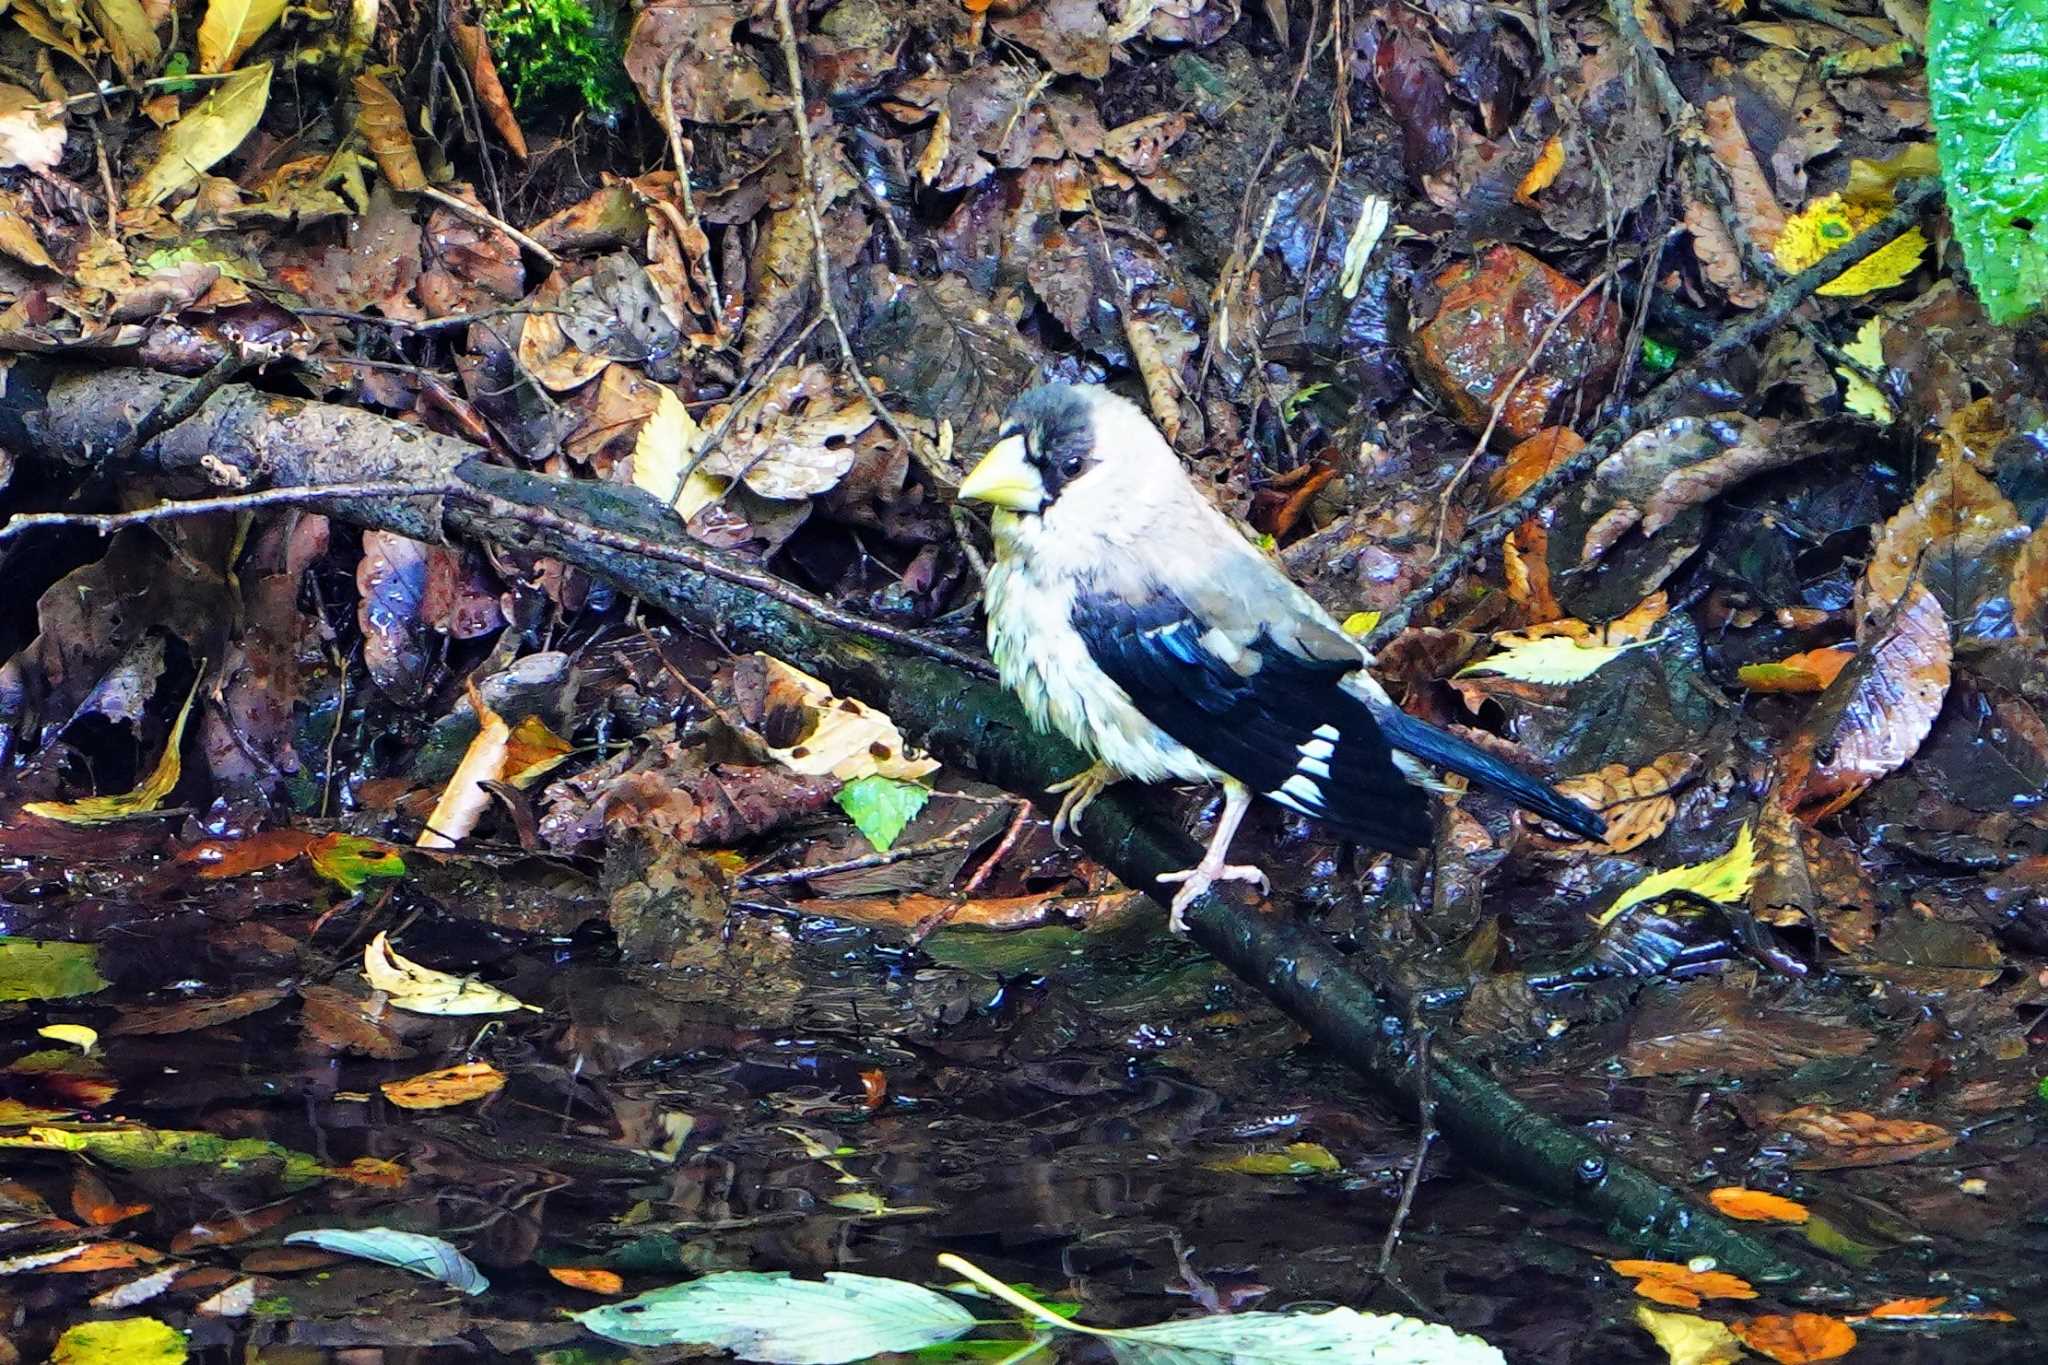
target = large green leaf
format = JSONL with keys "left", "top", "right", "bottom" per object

{"left": 0, "top": 939, "right": 107, "bottom": 1001}
{"left": 573, "top": 1271, "right": 977, "bottom": 1360}
{"left": 835, "top": 775, "right": 931, "bottom": 852}
{"left": 1929, "top": 0, "right": 2048, "bottom": 322}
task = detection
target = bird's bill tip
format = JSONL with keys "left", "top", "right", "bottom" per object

{"left": 958, "top": 434, "right": 1044, "bottom": 511}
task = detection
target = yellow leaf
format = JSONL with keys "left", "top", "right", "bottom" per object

{"left": 53, "top": 1317, "right": 187, "bottom": 1365}
{"left": 1340, "top": 610, "right": 1380, "bottom": 637}
{"left": 1836, "top": 316, "right": 1893, "bottom": 423}
{"left": 418, "top": 681, "right": 510, "bottom": 849}
{"left": 1634, "top": 1306, "right": 1745, "bottom": 1365}
{"left": 1772, "top": 192, "right": 1925, "bottom": 296}
{"left": 1598, "top": 825, "right": 1757, "bottom": 925}
{"left": 37, "top": 1024, "right": 97, "bottom": 1052}
{"left": 1514, "top": 134, "right": 1566, "bottom": 206}
{"left": 1459, "top": 634, "right": 1648, "bottom": 684}
{"left": 756, "top": 655, "right": 940, "bottom": 782}
{"left": 196, "top": 0, "right": 286, "bottom": 73}
{"left": 362, "top": 931, "right": 539, "bottom": 1016}
{"left": 629, "top": 383, "right": 710, "bottom": 513}
{"left": 85, "top": 0, "right": 161, "bottom": 81}
{"left": 505, "top": 713, "right": 573, "bottom": 788}
{"left": 24, "top": 675, "right": 200, "bottom": 825}
{"left": 379, "top": 1061, "right": 506, "bottom": 1109}
{"left": 128, "top": 63, "right": 271, "bottom": 208}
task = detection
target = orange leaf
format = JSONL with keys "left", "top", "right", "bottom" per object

{"left": 1738, "top": 647, "right": 1854, "bottom": 694}
{"left": 183, "top": 828, "right": 321, "bottom": 878}
{"left": 1707, "top": 1187, "right": 1810, "bottom": 1224}
{"left": 70, "top": 1170, "right": 148, "bottom": 1227}
{"left": 1611, "top": 1259, "right": 1757, "bottom": 1306}
{"left": 1733, "top": 1312, "right": 1857, "bottom": 1364}
{"left": 379, "top": 1061, "right": 507, "bottom": 1110}
{"left": 1634, "top": 1278, "right": 1703, "bottom": 1309}
{"left": 549, "top": 1266, "right": 625, "bottom": 1294}
{"left": 1863, "top": 1296, "right": 1946, "bottom": 1317}
{"left": 331, "top": 1156, "right": 408, "bottom": 1189}
{"left": 858, "top": 1068, "right": 887, "bottom": 1111}
{"left": 41, "top": 1240, "right": 161, "bottom": 1272}
{"left": 1514, "top": 135, "right": 1566, "bottom": 205}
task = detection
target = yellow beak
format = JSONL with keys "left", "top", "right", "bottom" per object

{"left": 957, "top": 434, "right": 1045, "bottom": 512}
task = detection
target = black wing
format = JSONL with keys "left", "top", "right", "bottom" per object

{"left": 1072, "top": 587, "right": 1434, "bottom": 852}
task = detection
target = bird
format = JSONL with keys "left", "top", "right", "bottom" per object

{"left": 956, "top": 382, "right": 1607, "bottom": 932}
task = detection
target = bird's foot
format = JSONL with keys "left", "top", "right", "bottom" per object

{"left": 1046, "top": 762, "right": 1118, "bottom": 845}
{"left": 1157, "top": 861, "right": 1270, "bottom": 934}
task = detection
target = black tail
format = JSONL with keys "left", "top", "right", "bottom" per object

{"left": 1376, "top": 710, "right": 1606, "bottom": 841}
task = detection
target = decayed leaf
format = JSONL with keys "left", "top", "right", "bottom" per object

{"left": 2015, "top": 524, "right": 2048, "bottom": 635}
{"left": 0, "top": 83, "right": 68, "bottom": 172}
{"left": 362, "top": 931, "right": 538, "bottom": 1016}
{"left": 697, "top": 365, "right": 874, "bottom": 500}
{"left": 1708, "top": 1188, "right": 1809, "bottom": 1224}
{"left": 379, "top": 1061, "right": 506, "bottom": 1110}
{"left": 353, "top": 73, "right": 425, "bottom": 192}
{"left": 1513, "top": 134, "right": 1565, "bottom": 205}
{"left": 1621, "top": 981, "right": 1873, "bottom": 1078}
{"left": 1836, "top": 316, "right": 1893, "bottom": 422}
{"left": 52, "top": 1317, "right": 187, "bottom": 1365}
{"left": 1778, "top": 586, "right": 1951, "bottom": 820}
{"left": 1579, "top": 414, "right": 1793, "bottom": 563}
{"left": 129, "top": 62, "right": 272, "bottom": 208}
{"left": 1600, "top": 825, "right": 1758, "bottom": 926}
{"left": 1699, "top": 95, "right": 1786, "bottom": 251}
{"left": 23, "top": 675, "right": 199, "bottom": 825}
{"left": 629, "top": 382, "right": 710, "bottom": 511}
{"left": 1549, "top": 753, "right": 1698, "bottom": 851}
{"left": 1777, "top": 1106, "right": 1956, "bottom": 1169}
{"left": 1866, "top": 450, "right": 2023, "bottom": 628}
{"left": 1634, "top": 1306, "right": 1745, "bottom": 1365}
{"left": 1731, "top": 1313, "right": 1856, "bottom": 1364}
{"left": 105, "top": 988, "right": 287, "bottom": 1036}
{"left": 1773, "top": 192, "right": 1927, "bottom": 296}
{"left": 1610, "top": 1260, "right": 1757, "bottom": 1311}
{"left": 754, "top": 656, "right": 941, "bottom": 783}
{"left": 418, "top": 684, "right": 511, "bottom": 849}
{"left": 197, "top": 0, "right": 285, "bottom": 72}
{"left": 1738, "top": 646, "right": 1853, "bottom": 694}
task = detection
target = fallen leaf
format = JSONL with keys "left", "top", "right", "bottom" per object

{"left": 353, "top": 73, "right": 425, "bottom": 193}
{"left": 197, "top": 0, "right": 285, "bottom": 72}
{"left": 752, "top": 656, "right": 940, "bottom": 783}
{"left": 1550, "top": 753, "right": 1699, "bottom": 851}
{"left": 1610, "top": 1260, "right": 1757, "bottom": 1311}
{"left": 1731, "top": 1313, "right": 1856, "bottom": 1363}
{"left": 550, "top": 1266, "right": 625, "bottom": 1294}
{"left": 1458, "top": 634, "right": 1649, "bottom": 684}
{"left": 0, "top": 83, "right": 68, "bottom": 172}
{"left": 1513, "top": 134, "right": 1565, "bottom": 205}
{"left": 1773, "top": 192, "right": 1926, "bottom": 295}
{"left": 1777, "top": 1106, "right": 1955, "bottom": 1169}
{"left": 1738, "top": 647, "right": 1854, "bottom": 693}
{"left": 362, "top": 932, "right": 538, "bottom": 1016}
{"left": 1708, "top": 1188, "right": 1809, "bottom": 1224}
{"left": 379, "top": 1062, "right": 506, "bottom": 1110}
{"left": 418, "top": 683, "right": 511, "bottom": 849}
{"left": 129, "top": 63, "right": 272, "bottom": 208}
{"left": 24, "top": 675, "right": 200, "bottom": 825}
{"left": 1634, "top": 1305, "right": 1745, "bottom": 1365}
{"left": 1600, "top": 825, "right": 1757, "bottom": 924}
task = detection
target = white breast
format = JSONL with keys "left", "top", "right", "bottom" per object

{"left": 985, "top": 511, "right": 1219, "bottom": 786}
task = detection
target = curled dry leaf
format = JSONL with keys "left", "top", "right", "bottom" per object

{"left": 1737, "top": 646, "right": 1854, "bottom": 693}
{"left": 1731, "top": 1313, "right": 1856, "bottom": 1364}
{"left": 1778, "top": 585, "right": 1951, "bottom": 821}
{"left": 1700, "top": 95, "right": 1787, "bottom": 251}
{"left": 450, "top": 23, "right": 527, "bottom": 159}
{"left": 1548, "top": 752, "right": 1699, "bottom": 851}
{"left": 1866, "top": 450, "right": 2024, "bottom": 630}
{"left": 622, "top": 0, "right": 780, "bottom": 125}
{"left": 418, "top": 684, "right": 511, "bottom": 849}
{"left": 352, "top": 74, "right": 425, "bottom": 193}
{"left": 362, "top": 932, "right": 539, "bottom": 1016}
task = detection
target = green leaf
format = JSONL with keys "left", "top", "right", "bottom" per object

{"left": 0, "top": 939, "right": 108, "bottom": 1001}
{"left": 1929, "top": 0, "right": 2048, "bottom": 322}
{"left": 282, "top": 1228, "right": 489, "bottom": 1294}
{"left": 836, "top": 775, "right": 931, "bottom": 852}
{"left": 309, "top": 833, "right": 406, "bottom": 892}
{"left": 572, "top": 1270, "right": 978, "bottom": 1360}
{"left": 0, "top": 1125, "right": 330, "bottom": 1188}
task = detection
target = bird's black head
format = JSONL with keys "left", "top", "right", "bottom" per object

{"left": 957, "top": 384, "right": 1105, "bottom": 515}
{"left": 1000, "top": 385, "right": 1098, "bottom": 499}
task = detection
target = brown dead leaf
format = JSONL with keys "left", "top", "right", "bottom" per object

{"left": 71, "top": 1169, "right": 149, "bottom": 1227}
{"left": 41, "top": 1241, "right": 162, "bottom": 1273}
{"left": 1623, "top": 982, "right": 1873, "bottom": 1077}
{"left": 1777, "top": 1105, "right": 1955, "bottom": 1168}
{"left": 450, "top": 23, "right": 527, "bottom": 159}
{"left": 0, "top": 82, "right": 68, "bottom": 172}
{"left": 1707, "top": 1187, "right": 1809, "bottom": 1224}
{"left": 1868, "top": 451, "right": 2025, "bottom": 630}
{"left": 1104, "top": 112, "right": 1188, "bottom": 177}
{"left": 297, "top": 983, "right": 417, "bottom": 1060}
{"left": 1751, "top": 799, "right": 1879, "bottom": 950}
{"left": 1580, "top": 414, "right": 1793, "bottom": 564}
{"left": 1778, "top": 585, "right": 1951, "bottom": 820}
{"left": 353, "top": 74, "right": 425, "bottom": 192}
{"left": 623, "top": 0, "right": 780, "bottom": 124}
{"left": 1700, "top": 95, "right": 1786, "bottom": 251}
{"left": 797, "top": 889, "right": 1143, "bottom": 932}
{"left": 1732, "top": 1313, "right": 1856, "bottom": 1364}
{"left": 2015, "top": 527, "right": 2048, "bottom": 636}
{"left": 1549, "top": 752, "right": 1699, "bottom": 852}
{"left": 105, "top": 988, "right": 289, "bottom": 1036}
{"left": 697, "top": 365, "right": 875, "bottom": 500}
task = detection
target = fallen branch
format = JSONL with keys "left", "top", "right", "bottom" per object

{"left": 0, "top": 362, "right": 1802, "bottom": 1282}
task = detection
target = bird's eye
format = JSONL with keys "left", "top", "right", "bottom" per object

{"left": 1059, "top": 455, "right": 1084, "bottom": 477}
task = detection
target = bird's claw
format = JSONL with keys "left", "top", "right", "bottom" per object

{"left": 1156, "top": 862, "right": 1270, "bottom": 933}
{"left": 1046, "top": 763, "right": 1116, "bottom": 846}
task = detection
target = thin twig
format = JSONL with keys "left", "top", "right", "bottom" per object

{"left": 1375, "top": 1028, "right": 1436, "bottom": 1277}
{"left": 770, "top": 0, "right": 920, "bottom": 465}
{"left": 420, "top": 185, "right": 561, "bottom": 270}
{"left": 0, "top": 480, "right": 459, "bottom": 544}
{"left": 1362, "top": 177, "right": 1943, "bottom": 652}
{"left": 738, "top": 819, "right": 982, "bottom": 889}
{"left": 657, "top": 51, "right": 725, "bottom": 325}
{"left": 110, "top": 350, "right": 242, "bottom": 465}
{"left": 685, "top": 314, "right": 827, "bottom": 494}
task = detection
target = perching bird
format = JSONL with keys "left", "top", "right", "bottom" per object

{"left": 957, "top": 383, "right": 1606, "bottom": 931}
